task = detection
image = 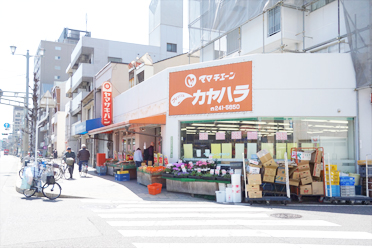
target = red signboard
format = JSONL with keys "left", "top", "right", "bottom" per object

{"left": 101, "top": 82, "right": 113, "bottom": 126}
{"left": 169, "top": 62, "right": 252, "bottom": 116}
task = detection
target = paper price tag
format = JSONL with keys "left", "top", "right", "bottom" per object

{"left": 215, "top": 169, "right": 220, "bottom": 175}
{"left": 249, "top": 159, "right": 259, "bottom": 165}
{"left": 178, "top": 160, "right": 182, "bottom": 163}
{"left": 222, "top": 169, "right": 226, "bottom": 175}
{"left": 209, "top": 155, "right": 213, "bottom": 159}
{"left": 229, "top": 169, "right": 234, "bottom": 175}
{"left": 182, "top": 167, "right": 187, "bottom": 173}
{"left": 197, "top": 168, "right": 202, "bottom": 173}
{"left": 216, "top": 166, "right": 221, "bottom": 170}
{"left": 210, "top": 169, "right": 214, "bottom": 175}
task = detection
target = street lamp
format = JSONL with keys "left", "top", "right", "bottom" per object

{"left": 10, "top": 46, "right": 44, "bottom": 157}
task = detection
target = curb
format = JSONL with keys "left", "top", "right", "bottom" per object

{"left": 15, "top": 184, "right": 88, "bottom": 199}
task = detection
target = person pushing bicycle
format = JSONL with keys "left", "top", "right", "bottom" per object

{"left": 63, "top": 147, "right": 76, "bottom": 179}
{"left": 77, "top": 144, "right": 90, "bottom": 174}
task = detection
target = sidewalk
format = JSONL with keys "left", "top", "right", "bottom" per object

{"left": 15, "top": 161, "right": 209, "bottom": 202}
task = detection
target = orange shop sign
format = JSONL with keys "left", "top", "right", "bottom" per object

{"left": 101, "top": 81, "right": 113, "bottom": 126}
{"left": 169, "top": 62, "right": 252, "bottom": 116}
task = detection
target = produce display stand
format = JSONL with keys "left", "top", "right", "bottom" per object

{"left": 290, "top": 147, "right": 325, "bottom": 203}
{"left": 137, "top": 170, "right": 166, "bottom": 188}
{"left": 243, "top": 153, "right": 291, "bottom": 205}
{"left": 323, "top": 154, "right": 372, "bottom": 205}
{"left": 105, "top": 161, "right": 137, "bottom": 179}
{"left": 163, "top": 177, "right": 230, "bottom": 196}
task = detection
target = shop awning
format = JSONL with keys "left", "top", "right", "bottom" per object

{"left": 88, "top": 120, "right": 130, "bottom": 135}
{"left": 129, "top": 114, "right": 166, "bottom": 125}
{"left": 75, "top": 118, "right": 105, "bottom": 135}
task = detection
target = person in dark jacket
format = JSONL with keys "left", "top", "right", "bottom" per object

{"left": 147, "top": 142, "right": 155, "bottom": 165}
{"left": 63, "top": 147, "right": 76, "bottom": 179}
{"left": 53, "top": 149, "right": 58, "bottom": 159}
{"left": 77, "top": 144, "right": 90, "bottom": 173}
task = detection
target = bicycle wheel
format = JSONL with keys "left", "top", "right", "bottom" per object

{"left": 53, "top": 168, "right": 62, "bottom": 181}
{"left": 42, "top": 182, "right": 61, "bottom": 200}
{"left": 23, "top": 187, "right": 36, "bottom": 198}
{"left": 79, "top": 164, "right": 87, "bottom": 177}
{"left": 19, "top": 168, "right": 24, "bottom": 179}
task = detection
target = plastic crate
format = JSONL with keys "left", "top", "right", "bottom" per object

{"left": 355, "top": 185, "right": 362, "bottom": 195}
{"left": 97, "top": 173, "right": 106, "bottom": 176}
{"left": 326, "top": 185, "right": 340, "bottom": 197}
{"left": 115, "top": 174, "right": 130, "bottom": 181}
{"left": 96, "top": 166, "right": 107, "bottom": 174}
{"left": 340, "top": 177, "right": 355, "bottom": 186}
{"left": 147, "top": 183, "right": 162, "bottom": 195}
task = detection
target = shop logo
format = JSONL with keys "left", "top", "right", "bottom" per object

{"left": 185, "top": 74, "right": 196, "bottom": 88}
{"left": 170, "top": 92, "right": 193, "bottom": 107}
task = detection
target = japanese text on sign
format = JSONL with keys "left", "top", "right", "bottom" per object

{"left": 169, "top": 62, "right": 252, "bottom": 115}
{"left": 101, "top": 82, "right": 113, "bottom": 126}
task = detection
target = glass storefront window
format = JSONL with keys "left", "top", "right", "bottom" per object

{"left": 180, "top": 117, "right": 355, "bottom": 172}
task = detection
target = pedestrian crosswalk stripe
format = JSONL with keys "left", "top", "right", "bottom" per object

{"left": 108, "top": 219, "right": 339, "bottom": 227}
{"left": 92, "top": 207, "right": 272, "bottom": 213}
{"left": 113, "top": 204, "right": 267, "bottom": 208}
{"left": 120, "top": 229, "right": 372, "bottom": 239}
{"left": 133, "top": 244, "right": 370, "bottom": 248}
{"left": 99, "top": 213, "right": 269, "bottom": 219}
{"left": 81, "top": 200, "right": 212, "bottom": 204}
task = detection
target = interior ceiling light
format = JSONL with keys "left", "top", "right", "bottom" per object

{"left": 181, "top": 128, "right": 186, "bottom": 131}
{"left": 267, "top": 123, "right": 290, "bottom": 126}
{"left": 328, "top": 120, "right": 349, "bottom": 124}
{"left": 191, "top": 124, "right": 215, "bottom": 126}
{"left": 301, "top": 119, "right": 326, "bottom": 122}
{"left": 314, "top": 125, "right": 336, "bottom": 128}
{"left": 208, "top": 133, "right": 215, "bottom": 135}
{"left": 218, "top": 128, "right": 240, "bottom": 131}
{"left": 216, "top": 121, "right": 241, "bottom": 123}
{"left": 216, "top": 124, "right": 240, "bottom": 127}
{"left": 240, "top": 125, "right": 256, "bottom": 128}
{"left": 241, "top": 121, "right": 267, "bottom": 124}
{"left": 186, "top": 127, "right": 196, "bottom": 129}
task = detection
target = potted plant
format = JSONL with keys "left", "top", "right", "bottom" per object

{"left": 216, "top": 173, "right": 231, "bottom": 182}
{"left": 162, "top": 168, "right": 174, "bottom": 178}
{"left": 202, "top": 173, "right": 216, "bottom": 181}
{"left": 176, "top": 172, "right": 189, "bottom": 178}
{"left": 188, "top": 170, "right": 199, "bottom": 179}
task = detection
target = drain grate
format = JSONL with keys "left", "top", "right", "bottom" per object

{"left": 270, "top": 213, "right": 302, "bottom": 219}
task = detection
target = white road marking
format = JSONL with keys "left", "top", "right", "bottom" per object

{"left": 108, "top": 219, "right": 339, "bottom": 227}
{"left": 92, "top": 207, "right": 272, "bottom": 213}
{"left": 114, "top": 204, "right": 268, "bottom": 208}
{"left": 119, "top": 229, "right": 372, "bottom": 239}
{"left": 99, "top": 213, "right": 269, "bottom": 219}
{"left": 133, "top": 244, "right": 371, "bottom": 248}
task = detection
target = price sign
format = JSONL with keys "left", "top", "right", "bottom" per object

{"left": 231, "top": 131, "right": 242, "bottom": 139}
{"left": 222, "top": 169, "right": 226, "bottom": 175}
{"left": 215, "top": 169, "right": 220, "bottom": 175}
{"left": 199, "top": 132, "right": 208, "bottom": 140}
{"left": 216, "top": 165, "right": 221, "bottom": 170}
{"left": 164, "top": 156, "right": 169, "bottom": 164}
{"left": 229, "top": 169, "right": 234, "bottom": 175}
{"left": 210, "top": 169, "right": 214, "bottom": 175}
{"left": 197, "top": 168, "right": 202, "bottom": 173}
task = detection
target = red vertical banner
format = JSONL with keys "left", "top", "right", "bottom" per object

{"left": 101, "top": 81, "right": 113, "bottom": 126}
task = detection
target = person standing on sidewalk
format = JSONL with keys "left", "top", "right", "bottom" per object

{"left": 77, "top": 144, "right": 90, "bottom": 173}
{"left": 133, "top": 148, "right": 143, "bottom": 168}
{"left": 63, "top": 147, "right": 76, "bottom": 179}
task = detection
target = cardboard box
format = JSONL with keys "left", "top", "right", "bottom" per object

{"left": 313, "top": 163, "right": 322, "bottom": 177}
{"left": 248, "top": 167, "right": 260, "bottom": 174}
{"left": 312, "top": 182, "right": 324, "bottom": 195}
{"left": 257, "top": 151, "right": 273, "bottom": 164}
{"left": 148, "top": 161, "right": 153, "bottom": 166}
{"left": 292, "top": 171, "right": 300, "bottom": 180}
{"left": 263, "top": 175, "right": 275, "bottom": 183}
{"left": 298, "top": 162, "right": 310, "bottom": 171}
{"left": 248, "top": 191, "right": 263, "bottom": 198}
{"left": 246, "top": 184, "right": 261, "bottom": 192}
{"left": 289, "top": 179, "right": 300, "bottom": 186}
{"left": 300, "top": 170, "right": 311, "bottom": 178}
{"left": 275, "top": 167, "right": 286, "bottom": 183}
{"left": 249, "top": 163, "right": 262, "bottom": 168}
{"left": 264, "top": 166, "right": 277, "bottom": 176}
{"left": 311, "top": 150, "right": 323, "bottom": 164}
{"left": 141, "top": 163, "right": 146, "bottom": 166}
{"left": 300, "top": 185, "right": 312, "bottom": 195}
{"left": 301, "top": 176, "right": 313, "bottom": 185}
{"left": 263, "top": 158, "right": 278, "bottom": 167}
{"left": 248, "top": 174, "right": 262, "bottom": 185}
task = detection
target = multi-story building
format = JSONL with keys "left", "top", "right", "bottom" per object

{"left": 12, "top": 106, "right": 23, "bottom": 155}
{"left": 33, "top": 28, "right": 90, "bottom": 156}
{"left": 65, "top": 0, "right": 184, "bottom": 153}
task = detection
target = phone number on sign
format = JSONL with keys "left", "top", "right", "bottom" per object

{"left": 210, "top": 104, "right": 240, "bottom": 112}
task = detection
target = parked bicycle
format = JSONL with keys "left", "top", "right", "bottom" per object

{"left": 79, "top": 161, "right": 89, "bottom": 177}
{"left": 22, "top": 162, "right": 62, "bottom": 200}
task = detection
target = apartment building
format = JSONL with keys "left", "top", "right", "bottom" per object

{"left": 65, "top": 0, "right": 184, "bottom": 154}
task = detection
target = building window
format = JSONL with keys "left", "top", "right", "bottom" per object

{"left": 311, "top": 0, "right": 336, "bottom": 12}
{"left": 268, "top": 6, "right": 281, "bottom": 37}
{"left": 55, "top": 56, "right": 61, "bottom": 60}
{"left": 54, "top": 76, "right": 60, "bottom": 80}
{"left": 55, "top": 66, "right": 61, "bottom": 70}
{"left": 108, "top": 57, "right": 122, "bottom": 63}
{"left": 180, "top": 117, "right": 355, "bottom": 172}
{"left": 137, "top": 71, "right": 144, "bottom": 84}
{"left": 167, "top": 43, "right": 177, "bottom": 53}
{"left": 55, "top": 46, "right": 61, "bottom": 50}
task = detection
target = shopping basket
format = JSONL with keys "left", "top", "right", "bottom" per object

{"left": 147, "top": 183, "right": 162, "bottom": 195}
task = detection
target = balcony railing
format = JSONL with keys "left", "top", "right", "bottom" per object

{"left": 65, "top": 101, "right": 71, "bottom": 114}
{"left": 71, "top": 63, "right": 94, "bottom": 92}
{"left": 65, "top": 78, "right": 72, "bottom": 96}
{"left": 71, "top": 91, "right": 89, "bottom": 113}
{"left": 71, "top": 121, "right": 81, "bottom": 136}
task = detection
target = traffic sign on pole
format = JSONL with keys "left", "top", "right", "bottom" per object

{"left": 4, "top": 123, "right": 10, "bottom": 129}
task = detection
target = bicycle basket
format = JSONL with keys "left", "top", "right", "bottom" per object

{"left": 66, "top": 158, "right": 74, "bottom": 166}
{"left": 46, "top": 176, "right": 55, "bottom": 184}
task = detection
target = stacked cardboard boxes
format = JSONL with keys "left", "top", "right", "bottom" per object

{"left": 247, "top": 174, "right": 262, "bottom": 198}
{"left": 257, "top": 150, "right": 278, "bottom": 183}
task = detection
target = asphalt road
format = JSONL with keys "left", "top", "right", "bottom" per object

{"left": 1, "top": 153, "right": 372, "bottom": 248}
